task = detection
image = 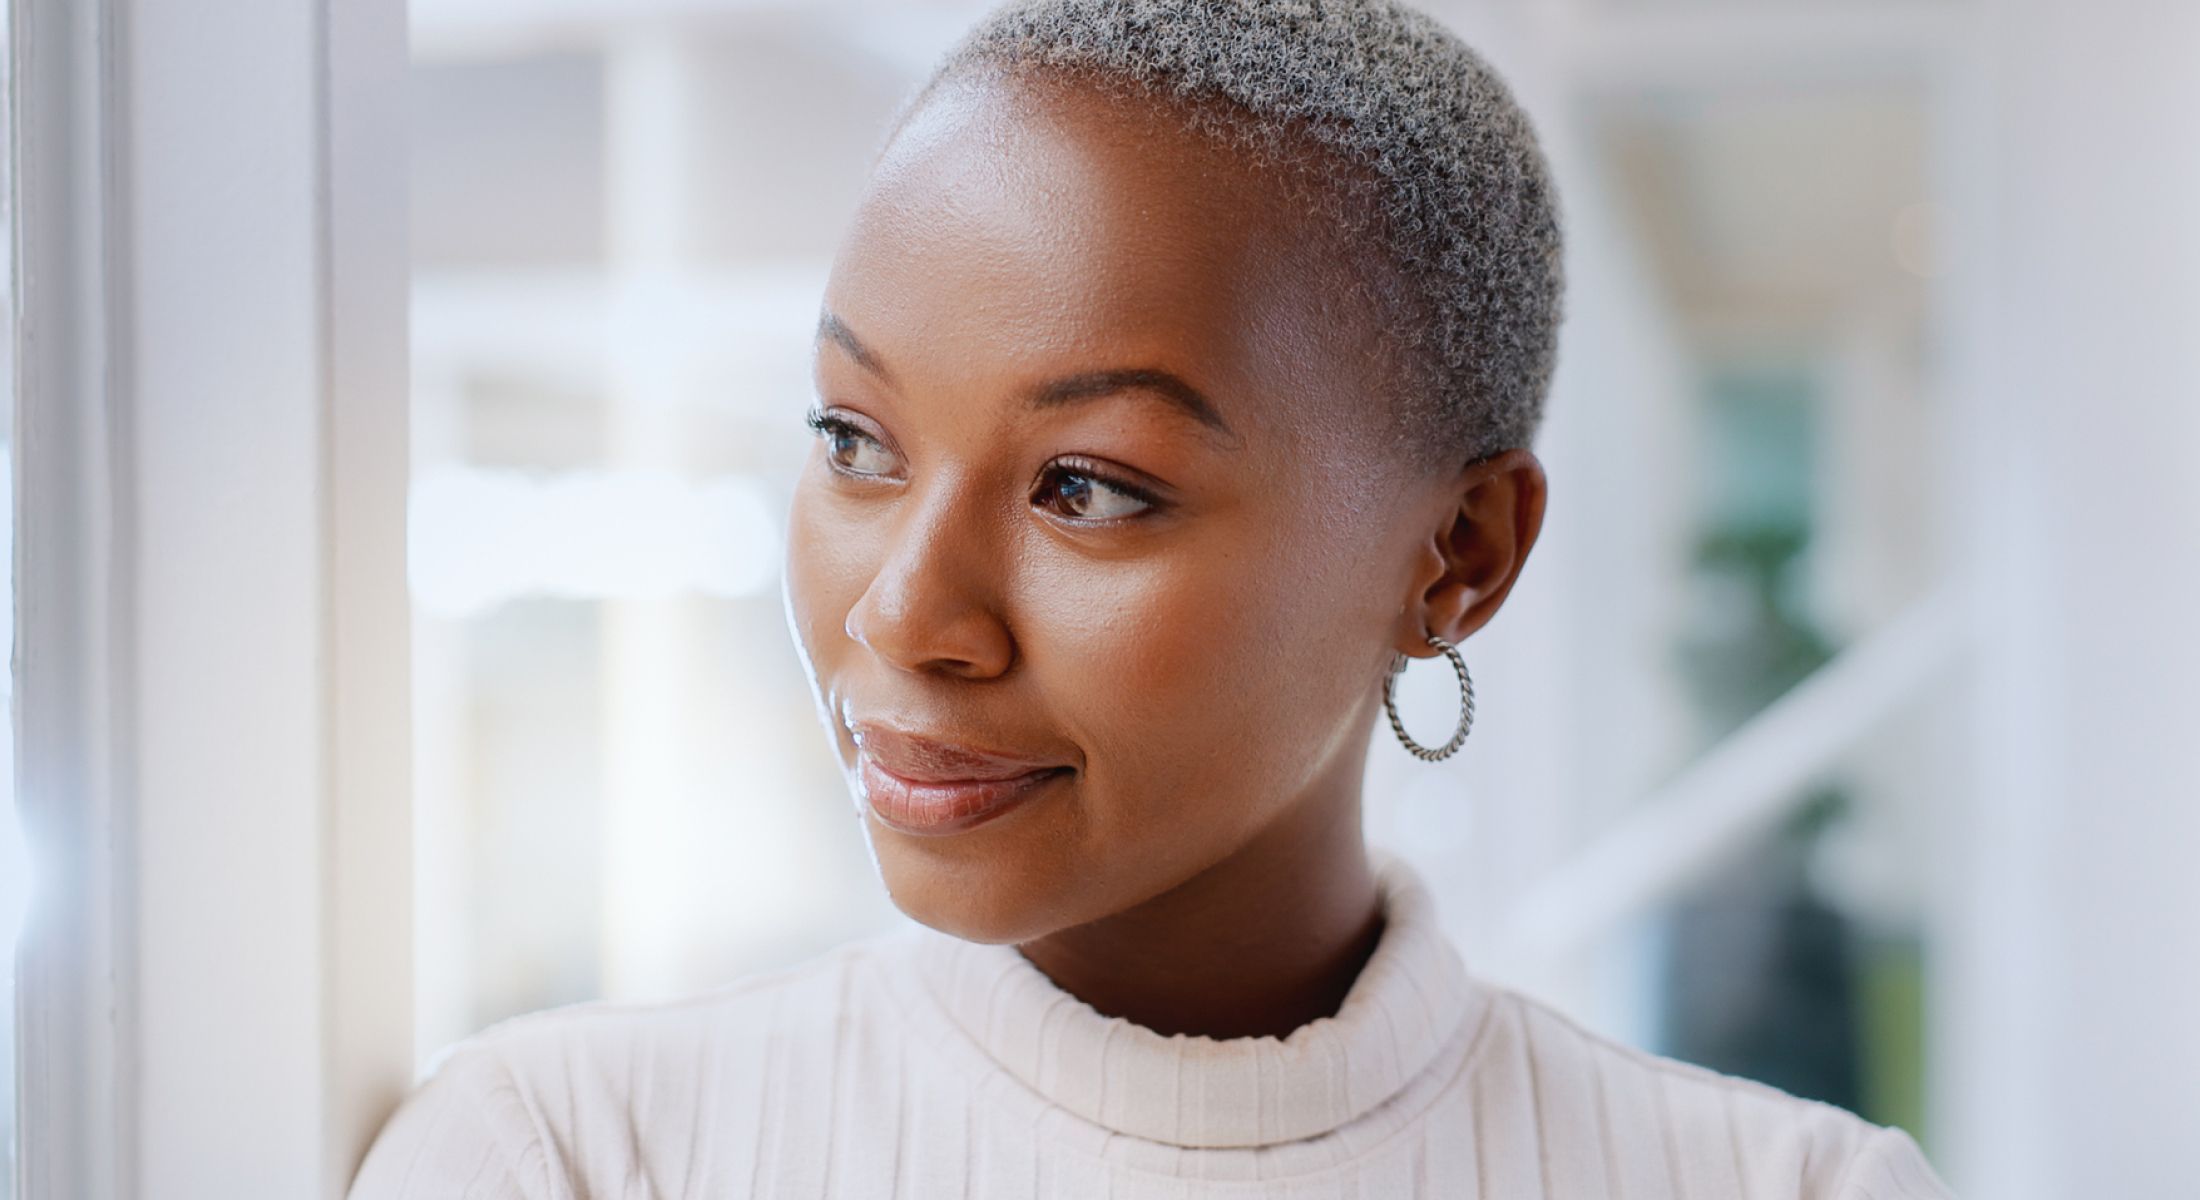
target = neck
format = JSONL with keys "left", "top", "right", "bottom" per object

{"left": 1014, "top": 761, "right": 1383, "bottom": 1040}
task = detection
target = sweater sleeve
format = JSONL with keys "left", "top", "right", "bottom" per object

{"left": 346, "top": 1046, "right": 558, "bottom": 1200}
{"left": 1832, "top": 1126, "right": 1956, "bottom": 1200}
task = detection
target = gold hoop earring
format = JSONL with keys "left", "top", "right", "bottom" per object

{"left": 1382, "top": 632, "right": 1475, "bottom": 762}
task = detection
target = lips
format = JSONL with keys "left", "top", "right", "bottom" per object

{"left": 846, "top": 719, "right": 1071, "bottom": 835}
{"left": 851, "top": 723, "right": 1063, "bottom": 781}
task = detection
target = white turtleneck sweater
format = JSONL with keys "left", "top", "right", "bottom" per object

{"left": 348, "top": 851, "right": 1954, "bottom": 1198}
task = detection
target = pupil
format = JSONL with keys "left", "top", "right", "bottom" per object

{"left": 1059, "top": 474, "right": 1091, "bottom": 513}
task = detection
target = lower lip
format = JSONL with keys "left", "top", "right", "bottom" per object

{"left": 859, "top": 754, "right": 1068, "bottom": 836}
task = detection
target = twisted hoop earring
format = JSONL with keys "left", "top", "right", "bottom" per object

{"left": 1382, "top": 632, "right": 1475, "bottom": 762}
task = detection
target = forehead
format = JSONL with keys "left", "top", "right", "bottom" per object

{"left": 822, "top": 73, "right": 1386, "bottom": 444}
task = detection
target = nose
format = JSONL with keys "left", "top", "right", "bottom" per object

{"left": 843, "top": 476, "right": 1016, "bottom": 680}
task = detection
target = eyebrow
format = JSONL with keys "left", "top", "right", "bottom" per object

{"left": 817, "top": 311, "right": 888, "bottom": 379}
{"left": 817, "top": 309, "right": 1239, "bottom": 444}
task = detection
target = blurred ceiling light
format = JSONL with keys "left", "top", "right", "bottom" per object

{"left": 409, "top": 464, "right": 779, "bottom": 618}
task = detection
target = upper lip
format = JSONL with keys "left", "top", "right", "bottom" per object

{"left": 848, "top": 719, "right": 1068, "bottom": 784}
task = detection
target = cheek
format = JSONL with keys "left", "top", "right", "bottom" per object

{"left": 1021, "top": 524, "right": 1378, "bottom": 828}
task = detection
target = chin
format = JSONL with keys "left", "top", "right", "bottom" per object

{"left": 865, "top": 818, "right": 1072, "bottom": 945}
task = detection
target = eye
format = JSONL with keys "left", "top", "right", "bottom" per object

{"left": 804, "top": 408, "right": 897, "bottom": 477}
{"left": 1034, "top": 461, "right": 1160, "bottom": 523}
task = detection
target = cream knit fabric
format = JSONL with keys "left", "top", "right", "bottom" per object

{"left": 349, "top": 850, "right": 1954, "bottom": 1198}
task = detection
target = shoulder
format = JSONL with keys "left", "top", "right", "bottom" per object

{"left": 1464, "top": 982, "right": 1953, "bottom": 1199}
{"left": 348, "top": 931, "right": 906, "bottom": 1200}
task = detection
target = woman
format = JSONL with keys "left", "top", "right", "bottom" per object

{"left": 353, "top": 1, "right": 1954, "bottom": 1195}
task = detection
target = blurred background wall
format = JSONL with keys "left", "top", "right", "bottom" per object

{"left": 9, "top": 0, "right": 2194, "bottom": 1196}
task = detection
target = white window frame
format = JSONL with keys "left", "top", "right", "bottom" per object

{"left": 11, "top": 0, "right": 410, "bottom": 1194}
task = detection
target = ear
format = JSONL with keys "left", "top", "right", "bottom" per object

{"left": 1394, "top": 448, "right": 1548, "bottom": 657}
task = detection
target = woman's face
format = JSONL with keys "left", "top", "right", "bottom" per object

{"left": 784, "top": 75, "right": 1457, "bottom": 943}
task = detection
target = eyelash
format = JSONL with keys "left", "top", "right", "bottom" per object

{"left": 802, "top": 407, "right": 1166, "bottom": 523}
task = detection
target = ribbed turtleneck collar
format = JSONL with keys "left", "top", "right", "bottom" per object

{"left": 892, "top": 846, "right": 1487, "bottom": 1149}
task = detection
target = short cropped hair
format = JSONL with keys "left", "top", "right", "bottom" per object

{"left": 916, "top": 0, "right": 1564, "bottom": 468}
